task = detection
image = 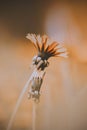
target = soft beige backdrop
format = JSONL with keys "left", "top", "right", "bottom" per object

{"left": 0, "top": 1, "right": 87, "bottom": 130}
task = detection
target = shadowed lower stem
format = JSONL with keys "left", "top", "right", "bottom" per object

{"left": 7, "top": 70, "right": 36, "bottom": 130}
{"left": 32, "top": 102, "right": 37, "bottom": 130}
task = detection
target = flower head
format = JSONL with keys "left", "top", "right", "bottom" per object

{"left": 26, "top": 34, "right": 68, "bottom": 60}
{"left": 26, "top": 34, "right": 68, "bottom": 102}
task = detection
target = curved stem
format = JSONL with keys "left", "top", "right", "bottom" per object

{"left": 7, "top": 70, "right": 36, "bottom": 130}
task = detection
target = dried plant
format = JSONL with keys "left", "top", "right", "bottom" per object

{"left": 26, "top": 34, "right": 68, "bottom": 102}
{"left": 7, "top": 34, "right": 68, "bottom": 130}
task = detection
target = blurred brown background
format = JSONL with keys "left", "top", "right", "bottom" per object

{"left": 0, "top": 0, "right": 87, "bottom": 130}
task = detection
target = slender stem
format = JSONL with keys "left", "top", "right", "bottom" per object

{"left": 32, "top": 102, "right": 36, "bottom": 130}
{"left": 7, "top": 70, "right": 36, "bottom": 130}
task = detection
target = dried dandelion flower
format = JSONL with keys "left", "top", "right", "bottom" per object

{"left": 26, "top": 34, "right": 68, "bottom": 70}
{"left": 26, "top": 34, "right": 68, "bottom": 102}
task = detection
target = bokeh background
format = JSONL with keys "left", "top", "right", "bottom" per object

{"left": 0, "top": 0, "right": 87, "bottom": 130}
